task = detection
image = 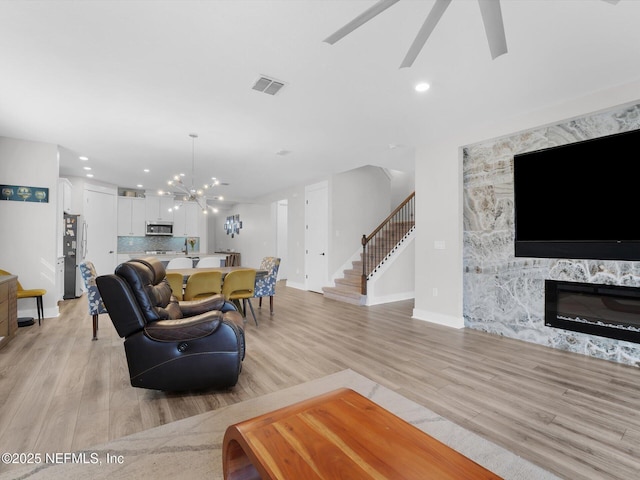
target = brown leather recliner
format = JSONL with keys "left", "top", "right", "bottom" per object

{"left": 96, "top": 257, "right": 245, "bottom": 391}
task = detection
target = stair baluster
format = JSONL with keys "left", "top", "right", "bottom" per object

{"left": 361, "top": 192, "right": 415, "bottom": 295}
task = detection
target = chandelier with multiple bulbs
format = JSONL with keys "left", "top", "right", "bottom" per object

{"left": 158, "top": 133, "right": 223, "bottom": 214}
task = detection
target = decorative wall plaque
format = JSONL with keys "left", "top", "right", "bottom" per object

{"left": 1, "top": 184, "right": 49, "bottom": 203}
{"left": 224, "top": 214, "right": 242, "bottom": 238}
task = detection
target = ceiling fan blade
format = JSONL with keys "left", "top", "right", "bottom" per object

{"left": 400, "top": 0, "right": 452, "bottom": 69}
{"left": 477, "top": 0, "right": 508, "bottom": 60}
{"left": 323, "top": 0, "right": 401, "bottom": 45}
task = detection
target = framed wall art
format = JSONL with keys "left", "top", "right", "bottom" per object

{"left": 1, "top": 184, "right": 49, "bottom": 203}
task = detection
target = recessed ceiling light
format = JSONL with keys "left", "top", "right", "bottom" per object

{"left": 86, "top": 173, "right": 94, "bottom": 178}
{"left": 83, "top": 166, "right": 92, "bottom": 171}
{"left": 79, "top": 156, "right": 89, "bottom": 161}
{"left": 136, "top": 184, "right": 143, "bottom": 188}
{"left": 143, "top": 169, "right": 150, "bottom": 173}
{"left": 415, "top": 82, "right": 430, "bottom": 92}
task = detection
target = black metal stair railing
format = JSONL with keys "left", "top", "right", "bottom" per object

{"left": 361, "top": 192, "right": 415, "bottom": 295}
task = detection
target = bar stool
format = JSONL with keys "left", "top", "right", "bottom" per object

{"left": 0, "top": 269, "right": 46, "bottom": 325}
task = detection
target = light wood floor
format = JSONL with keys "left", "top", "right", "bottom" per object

{"left": 1, "top": 282, "right": 639, "bottom": 479}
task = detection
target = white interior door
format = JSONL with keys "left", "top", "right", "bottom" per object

{"left": 83, "top": 189, "right": 117, "bottom": 276}
{"left": 305, "top": 182, "right": 328, "bottom": 293}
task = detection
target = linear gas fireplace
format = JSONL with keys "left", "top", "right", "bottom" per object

{"left": 545, "top": 280, "right": 640, "bottom": 344}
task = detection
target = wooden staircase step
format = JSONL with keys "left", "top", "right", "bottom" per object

{"left": 335, "top": 277, "right": 360, "bottom": 288}
{"left": 343, "top": 268, "right": 360, "bottom": 279}
{"left": 322, "top": 286, "right": 363, "bottom": 306}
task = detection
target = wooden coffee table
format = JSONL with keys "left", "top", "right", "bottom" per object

{"left": 223, "top": 388, "right": 502, "bottom": 479}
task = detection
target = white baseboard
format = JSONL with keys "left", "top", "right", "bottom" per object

{"left": 411, "top": 308, "right": 464, "bottom": 329}
{"left": 365, "top": 291, "right": 414, "bottom": 306}
{"left": 285, "top": 281, "right": 306, "bottom": 291}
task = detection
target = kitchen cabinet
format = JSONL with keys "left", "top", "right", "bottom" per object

{"left": 145, "top": 195, "right": 174, "bottom": 222}
{"left": 59, "top": 178, "right": 73, "bottom": 213}
{"left": 173, "top": 202, "right": 200, "bottom": 237}
{"left": 117, "top": 196, "right": 146, "bottom": 236}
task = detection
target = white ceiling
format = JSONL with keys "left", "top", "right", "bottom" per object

{"left": 1, "top": 0, "right": 640, "bottom": 205}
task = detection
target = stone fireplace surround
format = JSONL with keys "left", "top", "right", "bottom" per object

{"left": 463, "top": 101, "right": 640, "bottom": 367}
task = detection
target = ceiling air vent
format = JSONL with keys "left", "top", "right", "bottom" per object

{"left": 252, "top": 76, "right": 285, "bottom": 95}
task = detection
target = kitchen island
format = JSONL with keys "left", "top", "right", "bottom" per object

{"left": 127, "top": 252, "right": 228, "bottom": 268}
{"left": 0, "top": 274, "right": 17, "bottom": 350}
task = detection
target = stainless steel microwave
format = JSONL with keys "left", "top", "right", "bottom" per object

{"left": 146, "top": 221, "right": 173, "bottom": 236}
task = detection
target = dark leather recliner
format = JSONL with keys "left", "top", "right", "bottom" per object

{"left": 96, "top": 257, "right": 245, "bottom": 391}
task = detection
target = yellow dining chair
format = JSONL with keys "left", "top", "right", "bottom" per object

{"left": 222, "top": 269, "right": 257, "bottom": 325}
{"left": 184, "top": 271, "right": 222, "bottom": 301}
{"left": 0, "top": 268, "right": 46, "bottom": 325}
{"left": 165, "top": 272, "right": 185, "bottom": 301}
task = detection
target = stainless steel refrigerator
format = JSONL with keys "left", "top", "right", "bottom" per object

{"left": 63, "top": 213, "right": 86, "bottom": 299}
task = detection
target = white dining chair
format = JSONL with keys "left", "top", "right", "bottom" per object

{"left": 196, "top": 256, "right": 225, "bottom": 268}
{"left": 166, "top": 257, "right": 193, "bottom": 269}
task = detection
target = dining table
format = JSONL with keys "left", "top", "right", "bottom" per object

{"left": 166, "top": 266, "right": 268, "bottom": 281}
{"left": 167, "top": 266, "right": 268, "bottom": 318}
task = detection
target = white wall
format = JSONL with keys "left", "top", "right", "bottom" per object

{"left": 389, "top": 169, "right": 415, "bottom": 208}
{"left": 284, "top": 186, "right": 307, "bottom": 289}
{"left": 412, "top": 78, "right": 640, "bottom": 328}
{"left": 366, "top": 233, "right": 415, "bottom": 306}
{"left": 241, "top": 183, "right": 308, "bottom": 289}
{"left": 413, "top": 140, "right": 464, "bottom": 327}
{"left": 0, "top": 136, "right": 60, "bottom": 318}
{"left": 329, "top": 165, "right": 391, "bottom": 277}
{"left": 219, "top": 165, "right": 398, "bottom": 291}
{"left": 212, "top": 203, "right": 273, "bottom": 269}
{"left": 276, "top": 199, "right": 288, "bottom": 280}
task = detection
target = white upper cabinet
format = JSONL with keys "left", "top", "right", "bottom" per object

{"left": 117, "top": 197, "right": 145, "bottom": 236}
{"left": 145, "top": 195, "right": 174, "bottom": 222}
{"left": 173, "top": 202, "right": 200, "bottom": 237}
{"left": 60, "top": 178, "right": 72, "bottom": 213}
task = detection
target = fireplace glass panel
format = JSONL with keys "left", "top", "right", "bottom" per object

{"left": 545, "top": 280, "right": 640, "bottom": 343}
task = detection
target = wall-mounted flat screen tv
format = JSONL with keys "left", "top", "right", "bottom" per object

{"left": 513, "top": 128, "right": 640, "bottom": 261}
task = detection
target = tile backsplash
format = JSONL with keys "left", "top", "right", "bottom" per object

{"left": 117, "top": 236, "right": 199, "bottom": 253}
